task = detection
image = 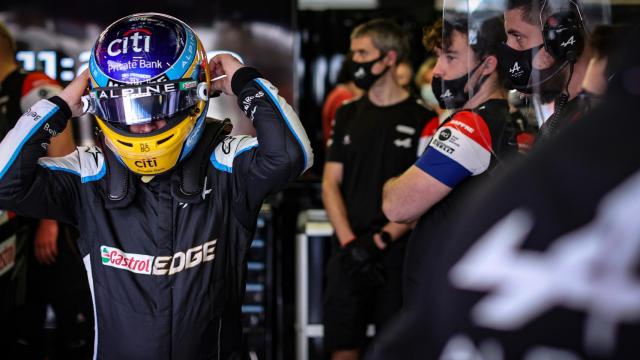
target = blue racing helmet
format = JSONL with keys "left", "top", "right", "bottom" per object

{"left": 85, "top": 13, "right": 211, "bottom": 175}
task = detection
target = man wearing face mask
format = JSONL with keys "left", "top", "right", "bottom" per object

{"left": 575, "top": 24, "right": 628, "bottom": 113}
{"left": 322, "top": 19, "right": 432, "bottom": 360}
{"left": 499, "top": 0, "right": 593, "bottom": 141}
{"left": 368, "top": 24, "right": 640, "bottom": 360}
{"left": 381, "top": 15, "right": 517, "bottom": 303}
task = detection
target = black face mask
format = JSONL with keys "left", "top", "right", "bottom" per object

{"left": 499, "top": 42, "right": 568, "bottom": 95}
{"left": 432, "top": 60, "right": 487, "bottom": 110}
{"left": 349, "top": 54, "right": 389, "bottom": 90}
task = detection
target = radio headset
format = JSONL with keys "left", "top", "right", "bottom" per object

{"left": 540, "top": 0, "right": 586, "bottom": 64}
{"left": 537, "top": 0, "right": 586, "bottom": 140}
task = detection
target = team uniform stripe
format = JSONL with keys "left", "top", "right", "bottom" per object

{"left": 428, "top": 126, "right": 492, "bottom": 176}
{"left": 81, "top": 165, "right": 107, "bottom": 183}
{"left": 416, "top": 148, "right": 472, "bottom": 188}
{"left": 38, "top": 146, "right": 106, "bottom": 183}
{"left": 254, "top": 78, "right": 313, "bottom": 173}
{"left": 236, "top": 143, "right": 258, "bottom": 157}
{"left": 211, "top": 156, "right": 233, "bottom": 173}
{"left": 446, "top": 110, "right": 492, "bottom": 152}
{"left": 82, "top": 255, "right": 99, "bottom": 360}
{"left": 0, "top": 100, "right": 58, "bottom": 181}
{"left": 210, "top": 136, "right": 259, "bottom": 173}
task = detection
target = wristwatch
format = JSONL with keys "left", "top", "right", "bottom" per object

{"left": 379, "top": 231, "right": 392, "bottom": 245}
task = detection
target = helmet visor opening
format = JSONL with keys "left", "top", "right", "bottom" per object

{"left": 107, "top": 107, "right": 193, "bottom": 136}
{"left": 87, "top": 80, "right": 201, "bottom": 125}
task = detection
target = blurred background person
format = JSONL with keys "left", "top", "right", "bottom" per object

{"left": 507, "top": 90, "right": 538, "bottom": 154}
{"left": 576, "top": 24, "right": 629, "bottom": 112}
{"left": 395, "top": 60, "right": 414, "bottom": 91}
{"left": 368, "top": 25, "right": 640, "bottom": 360}
{"left": 0, "top": 21, "right": 92, "bottom": 359}
{"left": 322, "top": 54, "right": 363, "bottom": 147}
{"left": 322, "top": 18, "right": 432, "bottom": 360}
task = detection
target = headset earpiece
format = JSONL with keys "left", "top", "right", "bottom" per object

{"left": 542, "top": 10, "right": 585, "bottom": 64}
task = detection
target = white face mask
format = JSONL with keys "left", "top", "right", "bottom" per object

{"left": 420, "top": 83, "right": 440, "bottom": 110}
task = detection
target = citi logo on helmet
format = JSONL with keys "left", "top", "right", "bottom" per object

{"left": 100, "top": 239, "right": 217, "bottom": 276}
{"left": 134, "top": 159, "right": 158, "bottom": 168}
{"left": 108, "top": 29, "right": 152, "bottom": 56}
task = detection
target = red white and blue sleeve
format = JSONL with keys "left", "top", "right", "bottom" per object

{"left": 415, "top": 110, "right": 492, "bottom": 188}
{"left": 19, "top": 72, "right": 63, "bottom": 112}
{"left": 417, "top": 115, "right": 441, "bottom": 157}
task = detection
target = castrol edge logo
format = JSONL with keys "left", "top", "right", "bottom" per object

{"left": 100, "top": 239, "right": 216, "bottom": 276}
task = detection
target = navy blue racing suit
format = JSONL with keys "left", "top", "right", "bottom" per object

{"left": 0, "top": 67, "right": 313, "bottom": 360}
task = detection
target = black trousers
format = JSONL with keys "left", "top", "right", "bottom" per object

{"left": 323, "top": 236, "right": 407, "bottom": 353}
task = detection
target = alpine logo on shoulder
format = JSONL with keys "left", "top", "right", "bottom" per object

{"left": 85, "top": 147, "right": 102, "bottom": 167}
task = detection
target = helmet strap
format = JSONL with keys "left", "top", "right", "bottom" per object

{"left": 100, "top": 136, "right": 137, "bottom": 209}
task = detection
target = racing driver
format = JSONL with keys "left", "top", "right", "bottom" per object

{"left": 0, "top": 13, "right": 312, "bottom": 359}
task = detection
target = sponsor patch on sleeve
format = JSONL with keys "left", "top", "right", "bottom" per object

{"left": 416, "top": 111, "right": 492, "bottom": 187}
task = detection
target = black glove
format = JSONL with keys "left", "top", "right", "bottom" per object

{"left": 339, "top": 233, "right": 387, "bottom": 289}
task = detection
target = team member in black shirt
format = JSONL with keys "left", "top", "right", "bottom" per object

{"left": 322, "top": 19, "right": 432, "bottom": 360}
{"left": 382, "top": 14, "right": 516, "bottom": 304}
{"left": 498, "top": 0, "right": 594, "bottom": 142}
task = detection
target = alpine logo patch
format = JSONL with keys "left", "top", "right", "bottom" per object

{"left": 561, "top": 36, "right": 576, "bottom": 48}
{"left": 509, "top": 62, "right": 521, "bottom": 74}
